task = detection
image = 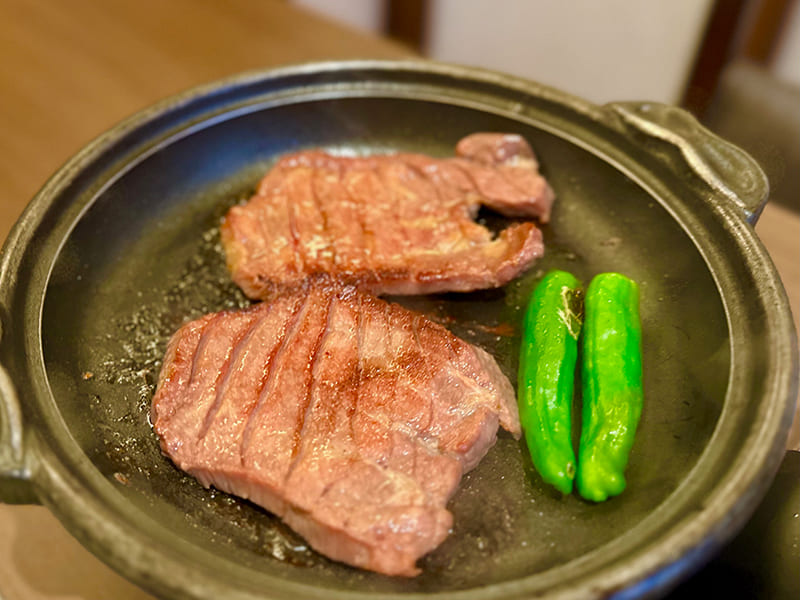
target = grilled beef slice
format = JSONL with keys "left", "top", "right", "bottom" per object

{"left": 221, "top": 133, "right": 554, "bottom": 300}
{"left": 151, "top": 278, "right": 521, "bottom": 576}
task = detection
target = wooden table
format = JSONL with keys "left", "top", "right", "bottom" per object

{"left": 1, "top": 2, "right": 797, "bottom": 599}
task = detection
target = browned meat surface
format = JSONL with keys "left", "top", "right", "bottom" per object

{"left": 151, "top": 278, "right": 520, "bottom": 576}
{"left": 221, "top": 133, "right": 554, "bottom": 300}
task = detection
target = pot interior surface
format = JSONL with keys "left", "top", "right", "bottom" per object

{"left": 40, "top": 96, "right": 730, "bottom": 593}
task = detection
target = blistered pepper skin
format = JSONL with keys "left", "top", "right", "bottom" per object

{"left": 518, "top": 270, "right": 583, "bottom": 494}
{"left": 577, "top": 273, "right": 643, "bottom": 502}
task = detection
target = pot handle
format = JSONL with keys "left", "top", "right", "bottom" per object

{"left": 0, "top": 362, "right": 39, "bottom": 504}
{"left": 603, "top": 101, "right": 769, "bottom": 224}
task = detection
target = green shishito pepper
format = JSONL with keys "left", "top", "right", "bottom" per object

{"left": 577, "top": 273, "right": 643, "bottom": 502}
{"left": 518, "top": 270, "right": 583, "bottom": 494}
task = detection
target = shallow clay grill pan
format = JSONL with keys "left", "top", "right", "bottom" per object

{"left": 0, "top": 61, "right": 796, "bottom": 599}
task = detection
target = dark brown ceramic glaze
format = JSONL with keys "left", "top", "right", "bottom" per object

{"left": 0, "top": 61, "right": 796, "bottom": 599}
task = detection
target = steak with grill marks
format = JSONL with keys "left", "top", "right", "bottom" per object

{"left": 221, "top": 133, "right": 554, "bottom": 300}
{"left": 151, "top": 277, "right": 521, "bottom": 576}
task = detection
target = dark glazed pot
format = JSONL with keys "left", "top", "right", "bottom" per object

{"left": 0, "top": 60, "right": 797, "bottom": 599}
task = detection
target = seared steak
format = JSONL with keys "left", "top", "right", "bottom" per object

{"left": 151, "top": 277, "right": 520, "bottom": 576}
{"left": 222, "top": 133, "right": 554, "bottom": 300}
